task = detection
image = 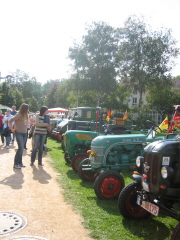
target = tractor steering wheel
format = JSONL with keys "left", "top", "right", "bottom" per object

{"left": 146, "top": 120, "right": 162, "bottom": 133}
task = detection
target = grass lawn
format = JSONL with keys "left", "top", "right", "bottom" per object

{"left": 46, "top": 138, "right": 178, "bottom": 240}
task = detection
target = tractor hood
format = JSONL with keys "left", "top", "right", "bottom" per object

{"left": 65, "top": 130, "right": 98, "bottom": 140}
{"left": 144, "top": 138, "right": 180, "bottom": 154}
{"left": 91, "top": 134, "right": 146, "bottom": 147}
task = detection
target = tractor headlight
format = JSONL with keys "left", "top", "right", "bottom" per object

{"left": 136, "top": 156, "right": 144, "bottom": 168}
{"left": 161, "top": 166, "right": 174, "bottom": 179}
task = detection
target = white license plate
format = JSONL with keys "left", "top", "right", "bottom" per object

{"left": 142, "top": 181, "right": 150, "bottom": 192}
{"left": 137, "top": 199, "right": 159, "bottom": 216}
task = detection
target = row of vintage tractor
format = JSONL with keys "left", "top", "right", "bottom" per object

{"left": 49, "top": 105, "right": 180, "bottom": 239}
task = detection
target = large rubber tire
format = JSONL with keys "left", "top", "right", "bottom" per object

{"left": 57, "top": 133, "right": 62, "bottom": 142}
{"left": 78, "top": 158, "right": 99, "bottom": 182}
{"left": 64, "top": 152, "right": 71, "bottom": 164}
{"left": 170, "top": 222, "right": 180, "bottom": 240}
{"left": 118, "top": 181, "right": 151, "bottom": 219}
{"left": 94, "top": 170, "right": 125, "bottom": 200}
{"left": 71, "top": 153, "right": 89, "bottom": 172}
{"left": 61, "top": 140, "right": 65, "bottom": 152}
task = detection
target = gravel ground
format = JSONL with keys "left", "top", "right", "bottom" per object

{"left": 0, "top": 138, "right": 94, "bottom": 240}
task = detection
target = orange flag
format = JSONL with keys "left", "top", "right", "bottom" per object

{"left": 123, "top": 110, "right": 128, "bottom": 120}
{"left": 107, "top": 110, "right": 112, "bottom": 117}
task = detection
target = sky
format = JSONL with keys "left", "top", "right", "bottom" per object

{"left": 0, "top": 0, "right": 180, "bottom": 84}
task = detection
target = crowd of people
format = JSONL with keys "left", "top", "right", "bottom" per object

{"left": 0, "top": 104, "right": 51, "bottom": 169}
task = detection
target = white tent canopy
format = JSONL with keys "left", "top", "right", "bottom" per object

{"left": 48, "top": 107, "right": 68, "bottom": 114}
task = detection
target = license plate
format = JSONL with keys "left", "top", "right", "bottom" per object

{"left": 137, "top": 199, "right": 159, "bottom": 216}
{"left": 142, "top": 181, "right": 150, "bottom": 192}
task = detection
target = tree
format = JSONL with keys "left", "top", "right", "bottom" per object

{"left": 29, "top": 96, "right": 39, "bottom": 112}
{"left": 69, "top": 21, "right": 119, "bottom": 106}
{"left": 46, "top": 80, "right": 61, "bottom": 107}
{"left": 102, "top": 82, "right": 131, "bottom": 111}
{"left": 117, "top": 15, "right": 179, "bottom": 117}
{"left": 0, "top": 82, "right": 14, "bottom": 106}
{"left": 9, "top": 87, "right": 24, "bottom": 109}
{"left": 7, "top": 69, "right": 45, "bottom": 108}
{"left": 53, "top": 80, "right": 72, "bottom": 108}
{"left": 146, "top": 80, "right": 180, "bottom": 119}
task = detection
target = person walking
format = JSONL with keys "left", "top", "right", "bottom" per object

{"left": 9, "top": 103, "right": 29, "bottom": 169}
{"left": 3, "top": 109, "right": 13, "bottom": 149}
{"left": 30, "top": 106, "right": 51, "bottom": 166}
{"left": 11, "top": 105, "right": 17, "bottom": 144}
{"left": 0, "top": 110, "right": 4, "bottom": 145}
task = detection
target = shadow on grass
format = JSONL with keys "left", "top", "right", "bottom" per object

{"left": 80, "top": 180, "right": 94, "bottom": 189}
{"left": 44, "top": 147, "right": 52, "bottom": 152}
{"left": 66, "top": 169, "right": 84, "bottom": 180}
{"left": 95, "top": 197, "right": 121, "bottom": 216}
{"left": 122, "top": 217, "right": 171, "bottom": 240}
{"left": 53, "top": 146, "right": 62, "bottom": 150}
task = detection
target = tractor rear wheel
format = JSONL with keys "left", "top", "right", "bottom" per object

{"left": 64, "top": 152, "right": 71, "bottom": 164}
{"left": 78, "top": 158, "right": 99, "bottom": 181}
{"left": 61, "top": 140, "right": 65, "bottom": 152}
{"left": 57, "top": 133, "right": 62, "bottom": 142}
{"left": 71, "top": 153, "right": 89, "bottom": 172}
{"left": 94, "top": 170, "right": 125, "bottom": 200}
{"left": 118, "top": 181, "right": 151, "bottom": 219}
{"left": 171, "top": 222, "right": 180, "bottom": 240}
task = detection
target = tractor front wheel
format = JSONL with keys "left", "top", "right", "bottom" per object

{"left": 78, "top": 158, "right": 99, "bottom": 181}
{"left": 71, "top": 153, "right": 89, "bottom": 172}
{"left": 171, "top": 222, "right": 180, "bottom": 240}
{"left": 118, "top": 181, "right": 151, "bottom": 219}
{"left": 64, "top": 152, "right": 71, "bottom": 164}
{"left": 94, "top": 170, "right": 125, "bottom": 200}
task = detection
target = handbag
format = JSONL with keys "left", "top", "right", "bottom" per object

{"left": 28, "top": 125, "right": 35, "bottom": 139}
{"left": 2, "top": 127, "right": 11, "bottom": 137}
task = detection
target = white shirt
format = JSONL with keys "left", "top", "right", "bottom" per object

{"left": 3, "top": 114, "right": 13, "bottom": 128}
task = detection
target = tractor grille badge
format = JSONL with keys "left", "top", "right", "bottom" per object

{"left": 143, "top": 162, "right": 150, "bottom": 173}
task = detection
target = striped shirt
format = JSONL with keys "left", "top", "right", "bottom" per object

{"left": 34, "top": 113, "right": 48, "bottom": 135}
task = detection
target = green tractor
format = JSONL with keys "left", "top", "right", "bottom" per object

{"left": 77, "top": 122, "right": 164, "bottom": 198}
{"left": 50, "top": 108, "right": 77, "bottom": 142}
{"left": 63, "top": 107, "right": 132, "bottom": 167}
{"left": 78, "top": 106, "right": 180, "bottom": 200}
{"left": 55, "top": 107, "right": 107, "bottom": 150}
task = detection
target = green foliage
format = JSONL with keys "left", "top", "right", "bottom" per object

{"left": 29, "top": 96, "right": 39, "bottom": 112}
{"left": 117, "top": 15, "right": 179, "bottom": 117}
{"left": 10, "top": 87, "right": 24, "bottom": 109}
{"left": 146, "top": 83, "right": 179, "bottom": 118}
{"left": 46, "top": 80, "right": 61, "bottom": 108}
{"left": 47, "top": 138, "right": 178, "bottom": 240}
{"left": 69, "top": 21, "right": 119, "bottom": 106}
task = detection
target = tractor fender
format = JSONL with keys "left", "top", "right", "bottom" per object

{"left": 132, "top": 174, "right": 142, "bottom": 182}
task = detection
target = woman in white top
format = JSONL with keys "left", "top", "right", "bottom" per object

{"left": 3, "top": 109, "right": 13, "bottom": 148}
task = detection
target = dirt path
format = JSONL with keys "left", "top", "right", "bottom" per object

{"left": 0, "top": 139, "right": 94, "bottom": 240}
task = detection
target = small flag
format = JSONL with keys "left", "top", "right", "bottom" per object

{"left": 106, "top": 116, "right": 110, "bottom": 121}
{"left": 123, "top": 110, "right": 128, "bottom": 120}
{"left": 107, "top": 110, "right": 112, "bottom": 117}
{"left": 157, "top": 116, "right": 168, "bottom": 132}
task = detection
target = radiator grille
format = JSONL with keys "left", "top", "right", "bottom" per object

{"left": 145, "top": 153, "right": 159, "bottom": 185}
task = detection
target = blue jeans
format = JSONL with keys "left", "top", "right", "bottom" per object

{"left": 0, "top": 127, "right": 4, "bottom": 144}
{"left": 14, "top": 132, "right": 27, "bottom": 165}
{"left": 31, "top": 133, "right": 46, "bottom": 164}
